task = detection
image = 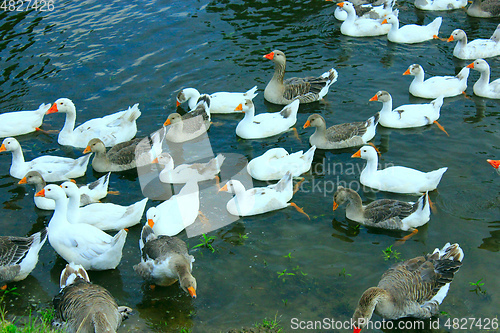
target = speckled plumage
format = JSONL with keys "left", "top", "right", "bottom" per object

{"left": 85, "top": 137, "right": 142, "bottom": 172}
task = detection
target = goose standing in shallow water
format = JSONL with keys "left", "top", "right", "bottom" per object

{"left": 36, "top": 184, "right": 127, "bottom": 271}
{"left": 263, "top": 50, "right": 338, "bottom": 104}
{"left": 0, "top": 103, "right": 50, "bottom": 138}
{"left": 466, "top": 59, "right": 500, "bottom": 99}
{"left": 46, "top": 98, "right": 141, "bottom": 148}
{"left": 53, "top": 263, "right": 132, "bottom": 333}
{"left": 176, "top": 86, "right": 257, "bottom": 114}
{"left": 0, "top": 137, "right": 91, "bottom": 181}
{"left": 352, "top": 145, "right": 447, "bottom": 194}
{"left": 84, "top": 137, "right": 142, "bottom": 172}
{"left": 303, "top": 113, "right": 379, "bottom": 149}
{"left": 0, "top": 228, "right": 47, "bottom": 289}
{"left": 332, "top": 186, "right": 430, "bottom": 240}
{"left": 447, "top": 27, "right": 500, "bottom": 60}
{"left": 236, "top": 99, "right": 300, "bottom": 139}
{"left": 352, "top": 243, "right": 463, "bottom": 332}
{"left": 134, "top": 224, "right": 197, "bottom": 298}
{"left": 18, "top": 171, "right": 112, "bottom": 210}
{"left": 403, "top": 63, "right": 469, "bottom": 99}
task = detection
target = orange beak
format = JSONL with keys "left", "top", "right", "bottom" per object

{"left": 0, "top": 144, "right": 6, "bottom": 152}
{"left": 369, "top": 94, "right": 378, "bottom": 102}
{"left": 351, "top": 150, "right": 361, "bottom": 158}
{"left": 188, "top": 286, "right": 196, "bottom": 298}
{"left": 353, "top": 326, "right": 362, "bottom": 333}
{"left": 487, "top": 159, "right": 500, "bottom": 169}
{"left": 263, "top": 51, "right": 274, "bottom": 60}
{"left": 447, "top": 35, "right": 454, "bottom": 42}
{"left": 381, "top": 18, "right": 388, "bottom": 24}
{"left": 18, "top": 177, "right": 27, "bottom": 185}
{"left": 46, "top": 103, "right": 58, "bottom": 114}
{"left": 151, "top": 157, "right": 159, "bottom": 164}
{"left": 333, "top": 202, "right": 339, "bottom": 211}
{"left": 219, "top": 184, "right": 228, "bottom": 192}
{"left": 234, "top": 103, "right": 243, "bottom": 111}
{"left": 403, "top": 69, "right": 411, "bottom": 75}
{"left": 148, "top": 219, "right": 155, "bottom": 228}
{"left": 303, "top": 120, "right": 311, "bottom": 129}
{"left": 69, "top": 179, "right": 77, "bottom": 184}
{"left": 35, "top": 189, "right": 45, "bottom": 197}
{"left": 466, "top": 62, "right": 474, "bottom": 69}
{"left": 83, "top": 146, "right": 92, "bottom": 154}
{"left": 176, "top": 100, "right": 181, "bottom": 107}
{"left": 164, "top": 118, "right": 171, "bottom": 126}
{"left": 337, "top": 2, "right": 345, "bottom": 7}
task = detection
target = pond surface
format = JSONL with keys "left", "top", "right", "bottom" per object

{"left": 0, "top": 0, "right": 499, "bottom": 332}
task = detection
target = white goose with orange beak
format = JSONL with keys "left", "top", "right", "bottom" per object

{"left": 176, "top": 87, "right": 257, "bottom": 114}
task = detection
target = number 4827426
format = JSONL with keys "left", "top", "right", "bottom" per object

{"left": 444, "top": 317, "right": 498, "bottom": 330}
{"left": 0, "top": 0, "right": 55, "bottom": 11}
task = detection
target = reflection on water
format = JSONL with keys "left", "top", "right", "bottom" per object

{"left": 0, "top": 0, "right": 499, "bottom": 332}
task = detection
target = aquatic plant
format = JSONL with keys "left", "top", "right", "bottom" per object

{"left": 469, "top": 279, "right": 486, "bottom": 295}
{"left": 382, "top": 245, "right": 401, "bottom": 261}
{"left": 192, "top": 233, "right": 216, "bottom": 253}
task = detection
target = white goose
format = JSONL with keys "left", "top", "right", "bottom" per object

{"left": 236, "top": 99, "right": 300, "bottom": 139}
{"left": 403, "top": 63, "right": 469, "bottom": 99}
{"left": 18, "top": 171, "right": 112, "bottom": 210}
{"left": 156, "top": 153, "right": 225, "bottom": 184}
{"left": 332, "top": 0, "right": 397, "bottom": 21}
{"left": 219, "top": 172, "right": 309, "bottom": 218}
{"left": 0, "top": 228, "right": 47, "bottom": 288}
{"left": 369, "top": 90, "right": 447, "bottom": 134}
{"left": 447, "top": 27, "right": 500, "bottom": 60}
{"left": 352, "top": 243, "right": 463, "bottom": 331}
{"left": 337, "top": 1, "right": 391, "bottom": 37}
{"left": 46, "top": 98, "right": 141, "bottom": 148}
{"left": 145, "top": 181, "right": 199, "bottom": 236}
{"left": 382, "top": 14, "right": 442, "bottom": 44}
{"left": 415, "top": 0, "right": 467, "bottom": 10}
{"left": 467, "top": 58, "right": 500, "bottom": 99}
{"left": 247, "top": 146, "right": 316, "bottom": 181}
{"left": 0, "top": 103, "right": 50, "bottom": 138}
{"left": 61, "top": 181, "right": 148, "bottom": 231}
{"left": 176, "top": 86, "right": 258, "bottom": 114}
{"left": 352, "top": 145, "right": 447, "bottom": 194}
{"left": 36, "top": 184, "right": 127, "bottom": 271}
{"left": 0, "top": 137, "right": 91, "bottom": 181}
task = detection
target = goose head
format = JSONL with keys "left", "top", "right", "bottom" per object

{"left": 263, "top": 49, "right": 286, "bottom": 66}
{"left": 332, "top": 186, "right": 358, "bottom": 211}
{"left": 381, "top": 14, "right": 399, "bottom": 27}
{"left": 466, "top": 58, "right": 489, "bottom": 72}
{"left": 219, "top": 179, "right": 246, "bottom": 194}
{"left": 47, "top": 98, "right": 76, "bottom": 115}
{"left": 303, "top": 114, "right": 326, "bottom": 129}
{"left": 164, "top": 113, "right": 183, "bottom": 127}
{"left": 403, "top": 64, "right": 422, "bottom": 76}
{"left": 35, "top": 184, "right": 67, "bottom": 201}
{"left": 447, "top": 29, "right": 466, "bottom": 42}
{"left": 152, "top": 153, "right": 174, "bottom": 171}
{"left": 239, "top": 99, "right": 255, "bottom": 116}
{"left": 351, "top": 145, "right": 378, "bottom": 161}
{"left": 83, "top": 138, "right": 107, "bottom": 155}
{"left": 369, "top": 91, "right": 391, "bottom": 103}
{"left": 60, "top": 181, "right": 81, "bottom": 199}
{"left": 351, "top": 287, "right": 389, "bottom": 332}
{"left": 146, "top": 207, "right": 159, "bottom": 228}
{"left": 0, "top": 137, "right": 21, "bottom": 153}
{"left": 18, "top": 171, "right": 45, "bottom": 186}
{"left": 336, "top": 1, "right": 356, "bottom": 14}
{"left": 176, "top": 88, "right": 200, "bottom": 107}
{"left": 179, "top": 273, "right": 197, "bottom": 299}
{"left": 263, "top": 148, "right": 289, "bottom": 160}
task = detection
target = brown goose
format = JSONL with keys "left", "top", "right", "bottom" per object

{"left": 83, "top": 137, "right": 142, "bottom": 172}
{"left": 303, "top": 113, "right": 379, "bottom": 149}
{"left": 263, "top": 50, "right": 338, "bottom": 104}
{"left": 352, "top": 243, "right": 463, "bottom": 332}
{"left": 163, "top": 112, "right": 208, "bottom": 143}
{"left": 467, "top": 0, "right": 500, "bottom": 17}
{"left": 333, "top": 186, "right": 430, "bottom": 233}
{"left": 0, "top": 228, "right": 47, "bottom": 289}
{"left": 53, "top": 263, "right": 132, "bottom": 333}
{"left": 133, "top": 224, "right": 197, "bottom": 298}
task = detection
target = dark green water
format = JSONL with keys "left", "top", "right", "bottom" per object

{"left": 0, "top": 0, "right": 498, "bottom": 332}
